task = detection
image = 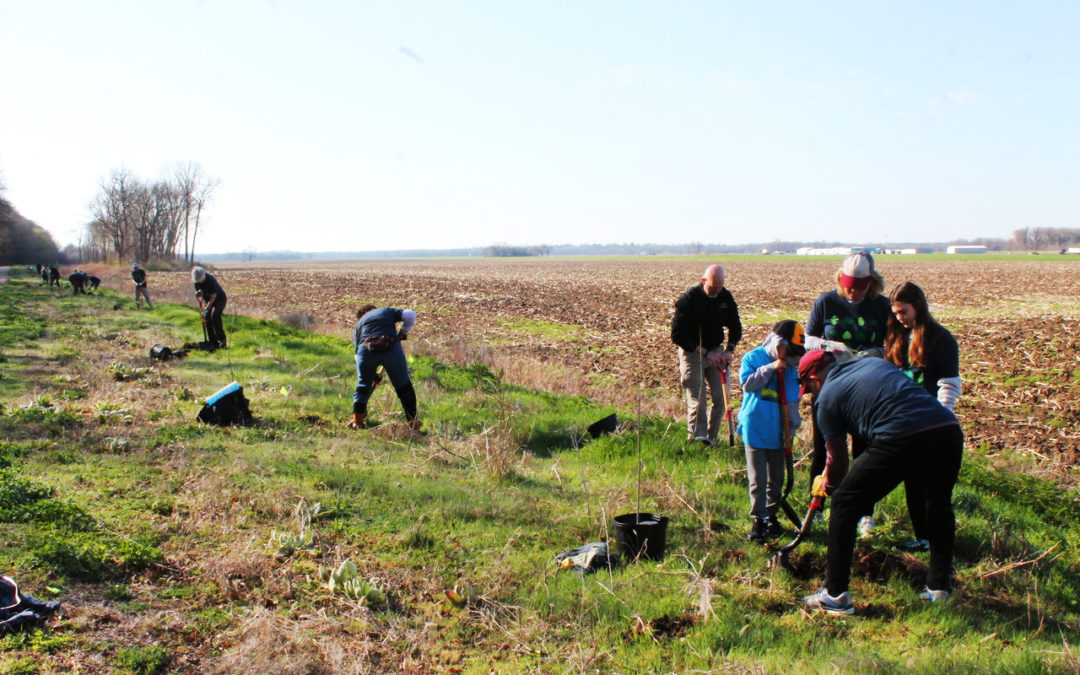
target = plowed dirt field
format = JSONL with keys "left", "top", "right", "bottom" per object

{"left": 117, "top": 257, "right": 1080, "bottom": 482}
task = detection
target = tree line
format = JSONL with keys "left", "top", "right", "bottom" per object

{"left": 73, "top": 163, "right": 218, "bottom": 264}
{"left": 1012, "top": 227, "right": 1080, "bottom": 251}
{"left": 0, "top": 173, "right": 60, "bottom": 265}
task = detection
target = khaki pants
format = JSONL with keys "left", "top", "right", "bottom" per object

{"left": 678, "top": 348, "right": 726, "bottom": 442}
{"left": 134, "top": 285, "right": 153, "bottom": 308}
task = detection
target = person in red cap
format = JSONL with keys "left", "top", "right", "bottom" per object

{"left": 805, "top": 251, "right": 891, "bottom": 537}
{"left": 797, "top": 350, "right": 963, "bottom": 614}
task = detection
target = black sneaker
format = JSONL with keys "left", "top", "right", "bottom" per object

{"left": 765, "top": 518, "right": 784, "bottom": 539}
{"left": 747, "top": 518, "right": 767, "bottom": 543}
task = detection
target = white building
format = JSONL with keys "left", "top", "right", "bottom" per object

{"left": 946, "top": 245, "right": 988, "bottom": 254}
{"left": 796, "top": 246, "right": 854, "bottom": 256}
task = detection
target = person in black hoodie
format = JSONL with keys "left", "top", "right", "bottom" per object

{"left": 670, "top": 264, "right": 742, "bottom": 446}
{"left": 192, "top": 266, "right": 228, "bottom": 349}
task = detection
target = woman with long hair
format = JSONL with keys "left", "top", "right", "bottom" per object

{"left": 885, "top": 281, "right": 961, "bottom": 551}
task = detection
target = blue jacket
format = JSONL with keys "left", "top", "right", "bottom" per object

{"left": 737, "top": 336, "right": 801, "bottom": 449}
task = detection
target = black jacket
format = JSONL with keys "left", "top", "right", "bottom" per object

{"left": 670, "top": 285, "right": 742, "bottom": 353}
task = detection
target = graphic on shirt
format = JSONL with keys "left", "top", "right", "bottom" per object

{"left": 823, "top": 314, "right": 883, "bottom": 350}
{"left": 903, "top": 367, "right": 925, "bottom": 387}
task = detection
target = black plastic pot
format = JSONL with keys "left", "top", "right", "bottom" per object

{"left": 613, "top": 513, "right": 668, "bottom": 562}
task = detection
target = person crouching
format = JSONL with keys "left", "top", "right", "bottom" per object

{"left": 349, "top": 304, "right": 420, "bottom": 431}
{"left": 737, "top": 320, "right": 806, "bottom": 542}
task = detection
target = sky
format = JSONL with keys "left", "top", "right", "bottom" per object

{"left": 2, "top": 1, "right": 1078, "bottom": 254}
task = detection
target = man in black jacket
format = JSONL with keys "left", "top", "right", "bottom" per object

{"left": 670, "top": 264, "right": 742, "bottom": 446}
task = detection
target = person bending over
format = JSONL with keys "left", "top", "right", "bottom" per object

{"left": 349, "top": 304, "right": 420, "bottom": 431}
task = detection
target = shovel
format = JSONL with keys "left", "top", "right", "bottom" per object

{"left": 720, "top": 367, "right": 736, "bottom": 447}
{"left": 775, "top": 371, "right": 802, "bottom": 529}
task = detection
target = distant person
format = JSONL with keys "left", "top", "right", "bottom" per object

{"left": 131, "top": 262, "right": 153, "bottom": 309}
{"left": 737, "top": 320, "right": 805, "bottom": 542}
{"left": 884, "top": 281, "right": 961, "bottom": 552}
{"left": 349, "top": 304, "right": 420, "bottom": 430}
{"left": 86, "top": 274, "right": 100, "bottom": 291}
{"left": 46, "top": 265, "right": 60, "bottom": 287}
{"left": 670, "top": 264, "right": 742, "bottom": 447}
{"left": 798, "top": 351, "right": 963, "bottom": 614}
{"left": 805, "top": 251, "right": 890, "bottom": 537}
{"left": 67, "top": 269, "right": 88, "bottom": 295}
{"left": 192, "top": 266, "right": 227, "bottom": 349}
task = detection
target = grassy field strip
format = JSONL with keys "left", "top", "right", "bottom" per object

{"left": 1, "top": 271, "right": 1078, "bottom": 673}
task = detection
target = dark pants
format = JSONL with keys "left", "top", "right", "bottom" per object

{"left": 825, "top": 424, "right": 963, "bottom": 595}
{"left": 353, "top": 342, "right": 416, "bottom": 420}
{"left": 810, "top": 402, "right": 870, "bottom": 519}
{"left": 205, "top": 297, "right": 227, "bottom": 348}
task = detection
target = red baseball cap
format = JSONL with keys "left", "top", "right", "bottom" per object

{"left": 798, "top": 350, "right": 836, "bottom": 396}
{"left": 839, "top": 252, "right": 874, "bottom": 290}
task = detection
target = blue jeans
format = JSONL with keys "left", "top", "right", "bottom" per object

{"left": 353, "top": 343, "right": 412, "bottom": 416}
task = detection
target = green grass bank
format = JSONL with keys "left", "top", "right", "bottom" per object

{"left": 1, "top": 271, "right": 1078, "bottom": 674}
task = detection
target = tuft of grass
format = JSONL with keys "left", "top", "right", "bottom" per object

{"left": 112, "top": 644, "right": 171, "bottom": 674}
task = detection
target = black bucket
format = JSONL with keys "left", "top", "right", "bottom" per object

{"left": 587, "top": 413, "right": 619, "bottom": 439}
{"left": 613, "top": 513, "right": 669, "bottom": 562}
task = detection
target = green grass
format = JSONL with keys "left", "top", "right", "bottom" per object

{"left": 0, "top": 275, "right": 1078, "bottom": 672}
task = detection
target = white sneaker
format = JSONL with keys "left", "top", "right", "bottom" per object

{"left": 857, "top": 515, "right": 875, "bottom": 539}
{"left": 921, "top": 587, "right": 950, "bottom": 603}
{"left": 803, "top": 587, "right": 855, "bottom": 615}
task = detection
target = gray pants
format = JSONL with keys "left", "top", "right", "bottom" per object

{"left": 678, "top": 348, "right": 726, "bottom": 442}
{"left": 745, "top": 443, "right": 785, "bottom": 519}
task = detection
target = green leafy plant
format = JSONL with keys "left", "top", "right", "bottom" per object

{"left": 93, "top": 402, "right": 134, "bottom": 425}
{"left": 268, "top": 529, "right": 316, "bottom": 558}
{"left": 106, "top": 360, "right": 151, "bottom": 382}
{"left": 317, "top": 560, "right": 387, "bottom": 608}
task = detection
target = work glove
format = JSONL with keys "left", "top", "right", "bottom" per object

{"left": 397, "top": 330, "right": 408, "bottom": 341}
{"left": 811, "top": 474, "right": 829, "bottom": 498}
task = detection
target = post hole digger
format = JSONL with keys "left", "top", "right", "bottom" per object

{"left": 773, "top": 474, "right": 828, "bottom": 572}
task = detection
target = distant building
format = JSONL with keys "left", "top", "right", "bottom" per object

{"left": 946, "top": 245, "right": 988, "bottom": 254}
{"left": 796, "top": 246, "right": 854, "bottom": 256}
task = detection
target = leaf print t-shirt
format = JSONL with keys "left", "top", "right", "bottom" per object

{"left": 805, "top": 290, "right": 891, "bottom": 352}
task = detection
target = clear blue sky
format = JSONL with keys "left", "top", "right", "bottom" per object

{"left": 2, "top": 1, "right": 1077, "bottom": 253}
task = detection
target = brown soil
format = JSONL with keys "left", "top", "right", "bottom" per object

{"left": 94, "top": 257, "right": 1080, "bottom": 482}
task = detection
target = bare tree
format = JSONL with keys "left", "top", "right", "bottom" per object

{"left": 187, "top": 173, "right": 219, "bottom": 263}
{"left": 83, "top": 163, "right": 219, "bottom": 263}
